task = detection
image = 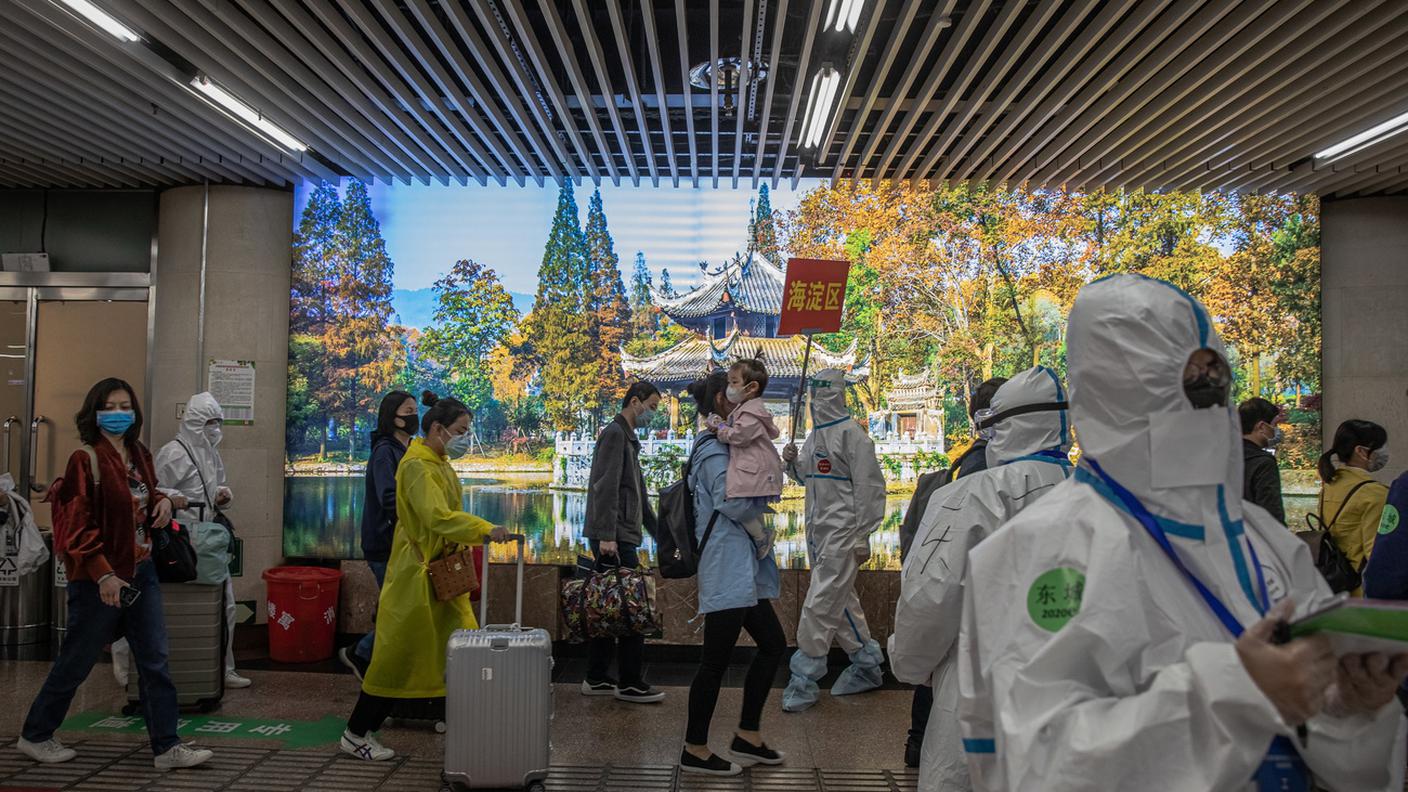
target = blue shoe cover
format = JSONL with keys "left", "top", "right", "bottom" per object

{"left": 831, "top": 640, "right": 884, "bottom": 696}
{"left": 782, "top": 674, "right": 820, "bottom": 712}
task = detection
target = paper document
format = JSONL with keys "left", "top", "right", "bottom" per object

{"left": 1290, "top": 597, "right": 1408, "bottom": 655}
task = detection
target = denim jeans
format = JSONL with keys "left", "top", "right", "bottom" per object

{"left": 586, "top": 539, "right": 645, "bottom": 688}
{"left": 353, "top": 560, "right": 388, "bottom": 662}
{"left": 24, "top": 559, "right": 179, "bottom": 756}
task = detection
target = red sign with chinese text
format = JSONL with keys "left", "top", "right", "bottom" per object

{"left": 777, "top": 258, "right": 850, "bottom": 336}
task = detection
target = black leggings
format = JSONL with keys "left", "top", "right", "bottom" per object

{"left": 347, "top": 692, "right": 394, "bottom": 737}
{"left": 685, "top": 602, "right": 786, "bottom": 747}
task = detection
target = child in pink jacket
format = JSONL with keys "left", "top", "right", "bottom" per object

{"left": 705, "top": 358, "right": 784, "bottom": 558}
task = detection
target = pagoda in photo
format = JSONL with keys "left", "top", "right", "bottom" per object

{"left": 622, "top": 251, "right": 859, "bottom": 431}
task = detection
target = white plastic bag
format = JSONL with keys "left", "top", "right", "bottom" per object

{"left": 1, "top": 474, "right": 49, "bottom": 576}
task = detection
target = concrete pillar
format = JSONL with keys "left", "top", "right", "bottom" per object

{"left": 152, "top": 185, "right": 293, "bottom": 624}
{"left": 1320, "top": 196, "right": 1408, "bottom": 483}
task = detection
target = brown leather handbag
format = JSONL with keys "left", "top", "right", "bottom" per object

{"left": 408, "top": 535, "right": 479, "bottom": 602}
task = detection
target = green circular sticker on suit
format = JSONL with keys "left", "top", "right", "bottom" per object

{"left": 1379, "top": 505, "right": 1400, "bottom": 536}
{"left": 1028, "top": 567, "right": 1086, "bottom": 632}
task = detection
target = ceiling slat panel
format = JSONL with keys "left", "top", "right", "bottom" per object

{"left": 1, "top": 0, "right": 1404, "bottom": 195}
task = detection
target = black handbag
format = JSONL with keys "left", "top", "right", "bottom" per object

{"left": 151, "top": 521, "right": 198, "bottom": 583}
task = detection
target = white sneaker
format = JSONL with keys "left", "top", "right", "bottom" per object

{"left": 340, "top": 730, "right": 394, "bottom": 762}
{"left": 224, "top": 671, "right": 252, "bottom": 689}
{"left": 16, "top": 737, "right": 77, "bottom": 764}
{"left": 112, "top": 640, "right": 130, "bottom": 687}
{"left": 153, "top": 743, "right": 213, "bottom": 771}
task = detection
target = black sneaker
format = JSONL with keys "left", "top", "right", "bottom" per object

{"left": 338, "top": 647, "right": 369, "bottom": 682}
{"left": 729, "top": 735, "right": 785, "bottom": 767}
{"left": 901, "top": 732, "right": 923, "bottom": 766}
{"left": 615, "top": 684, "right": 665, "bottom": 704}
{"left": 580, "top": 679, "right": 617, "bottom": 696}
{"left": 904, "top": 736, "right": 922, "bottom": 768}
{"left": 680, "top": 748, "right": 741, "bottom": 777}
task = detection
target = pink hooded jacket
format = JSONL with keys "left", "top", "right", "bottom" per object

{"left": 714, "top": 398, "right": 784, "bottom": 499}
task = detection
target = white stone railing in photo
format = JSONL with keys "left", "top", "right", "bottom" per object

{"left": 552, "top": 430, "right": 945, "bottom": 489}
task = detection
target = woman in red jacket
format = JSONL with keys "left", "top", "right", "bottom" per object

{"left": 15, "top": 378, "right": 213, "bottom": 771}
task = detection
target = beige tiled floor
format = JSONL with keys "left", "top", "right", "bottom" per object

{"left": 0, "top": 660, "right": 917, "bottom": 789}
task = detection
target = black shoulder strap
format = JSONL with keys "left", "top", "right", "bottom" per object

{"left": 696, "top": 511, "right": 721, "bottom": 556}
{"left": 1324, "top": 480, "right": 1374, "bottom": 530}
{"left": 176, "top": 438, "right": 215, "bottom": 510}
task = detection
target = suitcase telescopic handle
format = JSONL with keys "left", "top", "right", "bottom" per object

{"left": 478, "top": 533, "right": 526, "bottom": 628}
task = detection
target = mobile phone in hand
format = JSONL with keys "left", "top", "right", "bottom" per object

{"left": 119, "top": 586, "right": 141, "bottom": 608}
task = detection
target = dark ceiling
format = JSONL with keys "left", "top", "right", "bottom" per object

{"left": 1, "top": 0, "right": 1407, "bottom": 197}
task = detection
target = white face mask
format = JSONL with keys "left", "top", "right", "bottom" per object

{"left": 725, "top": 385, "right": 749, "bottom": 405}
{"left": 1369, "top": 447, "right": 1391, "bottom": 473}
{"left": 204, "top": 425, "right": 223, "bottom": 447}
{"left": 444, "top": 429, "right": 472, "bottom": 459}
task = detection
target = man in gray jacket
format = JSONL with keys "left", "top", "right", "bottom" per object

{"left": 583, "top": 381, "right": 664, "bottom": 703}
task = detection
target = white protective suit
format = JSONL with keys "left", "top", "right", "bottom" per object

{"left": 890, "top": 366, "right": 1073, "bottom": 792}
{"left": 783, "top": 369, "right": 888, "bottom": 711}
{"left": 957, "top": 274, "right": 1407, "bottom": 792}
{"left": 154, "top": 393, "right": 237, "bottom": 676}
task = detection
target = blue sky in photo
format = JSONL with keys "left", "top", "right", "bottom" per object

{"left": 293, "top": 179, "right": 821, "bottom": 327}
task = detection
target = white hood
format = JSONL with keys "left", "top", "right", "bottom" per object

{"left": 177, "top": 392, "right": 225, "bottom": 498}
{"left": 807, "top": 368, "right": 851, "bottom": 427}
{"left": 983, "top": 366, "right": 1071, "bottom": 467}
{"left": 1068, "top": 274, "right": 1262, "bottom": 612}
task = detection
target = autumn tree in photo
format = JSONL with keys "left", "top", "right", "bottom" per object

{"left": 418, "top": 259, "right": 520, "bottom": 412}
{"left": 324, "top": 179, "right": 402, "bottom": 458}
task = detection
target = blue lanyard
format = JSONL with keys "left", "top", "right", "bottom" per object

{"left": 1085, "top": 459, "right": 1268, "bottom": 637}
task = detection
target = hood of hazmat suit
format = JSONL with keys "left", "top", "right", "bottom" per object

{"left": 891, "top": 367, "right": 1072, "bottom": 792}
{"left": 153, "top": 392, "right": 228, "bottom": 523}
{"left": 782, "top": 369, "right": 888, "bottom": 711}
{"left": 957, "top": 274, "right": 1405, "bottom": 792}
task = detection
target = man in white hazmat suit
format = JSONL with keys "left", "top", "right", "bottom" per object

{"left": 141, "top": 393, "right": 246, "bottom": 689}
{"left": 780, "top": 368, "right": 887, "bottom": 712}
{"left": 891, "top": 366, "right": 1073, "bottom": 792}
{"left": 957, "top": 273, "right": 1408, "bottom": 792}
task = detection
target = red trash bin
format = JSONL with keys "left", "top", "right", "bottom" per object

{"left": 262, "top": 566, "right": 342, "bottom": 664}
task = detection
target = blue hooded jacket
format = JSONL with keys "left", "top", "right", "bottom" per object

{"left": 688, "top": 432, "right": 781, "bottom": 614}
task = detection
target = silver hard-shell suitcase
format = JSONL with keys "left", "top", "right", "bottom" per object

{"left": 443, "top": 535, "right": 552, "bottom": 791}
{"left": 124, "top": 581, "right": 224, "bottom": 713}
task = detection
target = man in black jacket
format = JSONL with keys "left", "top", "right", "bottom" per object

{"left": 1239, "top": 397, "right": 1286, "bottom": 524}
{"left": 897, "top": 375, "right": 1005, "bottom": 767}
{"left": 583, "top": 381, "right": 663, "bottom": 704}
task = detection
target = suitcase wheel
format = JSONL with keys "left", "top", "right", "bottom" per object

{"left": 434, "top": 720, "right": 446, "bottom": 734}
{"left": 120, "top": 702, "right": 140, "bottom": 717}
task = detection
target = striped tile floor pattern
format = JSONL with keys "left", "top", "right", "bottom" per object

{"left": 0, "top": 738, "right": 921, "bottom": 791}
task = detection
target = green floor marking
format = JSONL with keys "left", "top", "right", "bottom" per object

{"left": 60, "top": 710, "right": 346, "bottom": 749}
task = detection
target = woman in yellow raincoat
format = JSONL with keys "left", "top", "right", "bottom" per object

{"left": 341, "top": 391, "right": 507, "bottom": 761}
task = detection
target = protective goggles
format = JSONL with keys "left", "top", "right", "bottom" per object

{"left": 973, "top": 401, "right": 1069, "bottom": 436}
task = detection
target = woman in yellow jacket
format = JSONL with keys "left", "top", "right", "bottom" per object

{"left": 1317, "top": 419, "right": 1390, "bottom": 596}
{"left": 341, "top": 392, "right": 508, "bottom": 761}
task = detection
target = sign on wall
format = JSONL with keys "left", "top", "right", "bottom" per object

{"left": 778, "top": 258, "right": 851, "bottom": 336}
{"left": 208, "top": 359, "right": 255, "bottom": 425}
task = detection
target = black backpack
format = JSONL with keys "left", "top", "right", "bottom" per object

{"left": 1297, "top": 481, "right": 1373, "bottom": 593}
{"left": 653, "top": 442, "right": 719, "bottom": 579}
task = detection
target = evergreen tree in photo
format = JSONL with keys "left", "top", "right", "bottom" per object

{"left": 628, "top": 251, "right": 658, "bottom": 339}
{"left": 659, "top": 266, "right": 675, "bottom": 297}
{"left": 754, "top": 183, "right": 781, "bottom": 265}
{"left": 419, "top": 259, "right": 520, "bottom": 414}
{"left": 326, "top": 179, "right": 400, "bottom": 458}
{"left": 288, "top": 182, "right": 341, "bottom": 459}
{"left": 522, "top": 181, "right": 596, "bottom": 430}
{"left": 583, "top": 189, "right": 632, "bottom": 416}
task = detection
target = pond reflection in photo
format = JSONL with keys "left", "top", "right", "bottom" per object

{"left": 283, "top": 473, "right": 909, "bottom": 570}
